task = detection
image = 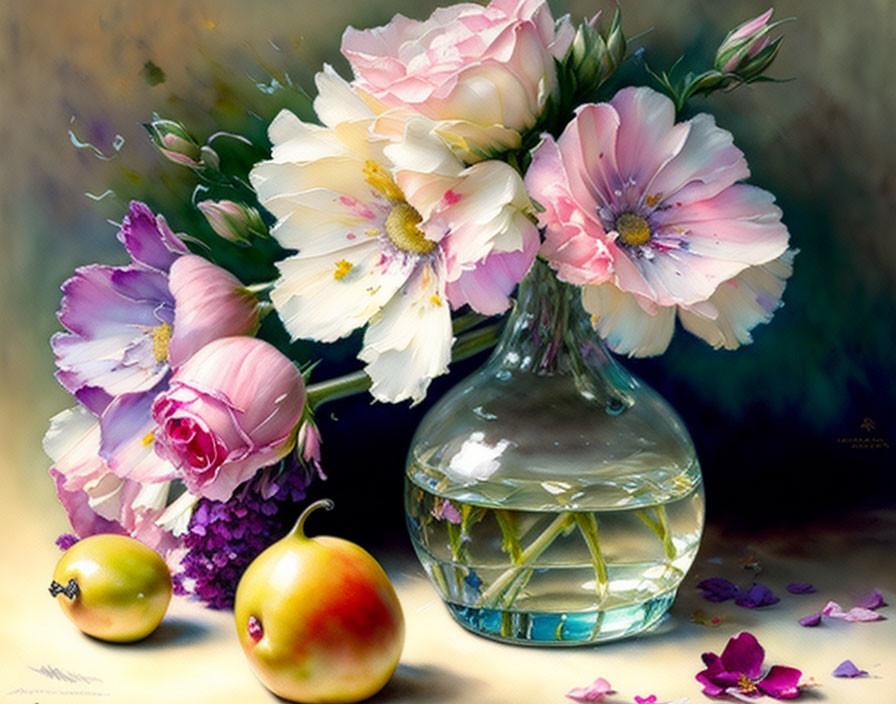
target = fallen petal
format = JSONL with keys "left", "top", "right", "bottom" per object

{"left": 786, "top": 582, "right": 816, "bottom": 594}
{"left": 735, "top": 583, "right": 780, "bottom": 608}
{"left": 821, "top": 600, "right": 846, "bottom": 618}
{"left": 856, "top": 588, "right": 887, "bottom": 610}
{"left": 635, "top": 696, "right": 658, "bottom": 704}
{"left": 566, "top": 677, "right": 613, "bottom": 702}
{"left": 798, "top": 613, "right": 822, "bottom": 627}
{"left": 697, "top": 577, "right": 741, "bottom": 602}
{"left": 843, "top": 607, "right": 885, "bottom": 622}
{"left": 757, "top": 665, "right": 802, "bottom": 700}
{"left": 832, "top": 660, "right": 868, "bottom": 678}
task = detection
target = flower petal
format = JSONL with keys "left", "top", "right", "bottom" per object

{"left": 359, "top": 261, "right": 453, "bottom": 404}
{"left": 786, "top": 582, "right": 816, "bottom": 595}
{"left": 581, "top": 283, "right": 676, "bottom": 357}
{"left": 734, "top": 583, "right": 780, "bottom": 609}
{"left": 831, "top": 660, "right": 868, "bottom": 678}
{"left": 719, "top": 632, "right": 765, "bottom": 680}
{"left": 798, "top": 613, "right": 822, "bottom": 627}
{"left": 565, "top": 677, "right": 613, "bottom": 702}
{"left": 757, "top": 665, "right": 802, "bottom": 700}
{"left": 856, "top": 588, "right": 887, "bottom": 610}
{"left": 697, "top": 577, "right": 741, "bottom": 603}
{"left": 117, "top": 201, "right": 188, "bottom": 273}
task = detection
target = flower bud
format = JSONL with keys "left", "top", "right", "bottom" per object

{"left": 166, "top": 255, "right": 260, "bottom": 367}
{"left": 144, "top": 119, "right": 202, "bottom": 167}
{"left": 197, "top": 200, "right": 267, "bottom": 245}
{"left": 715, "top": 8, "right": 783, "bottom": 79}
{"left": 151, "top": 337, "right": 305, "bottom": 502}
{"left": 565, "top": 9, "right": 626, "bottom": 96}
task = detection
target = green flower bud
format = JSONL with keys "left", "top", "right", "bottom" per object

{"left": 144, "top": 119, "right": 202, "bottom": 167}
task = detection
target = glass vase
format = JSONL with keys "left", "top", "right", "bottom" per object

{"left": 404, "top": 259, "right": 704, "bottom": 645}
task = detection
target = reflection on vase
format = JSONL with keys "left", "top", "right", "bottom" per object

{"left": 405, "top": 259, "right": 704, "bottom": 645}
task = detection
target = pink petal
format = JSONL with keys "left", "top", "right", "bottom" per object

{"left": 566, "top": 677, "right": 613, "bottom": 702}
{"left": 843, "top": 607, "right": 885, "bottom": 622}
{"left": 821, "top": 600, "right": 846, "bottom": 618}
{"left": 757, "top": 665, "right": 802, "bottom": 700}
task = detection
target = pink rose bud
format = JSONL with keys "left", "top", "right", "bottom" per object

{"left": 144, "top": 119, "right": 202, "bottom": 167}
{"left": 166, "top": 255, "right": 260, "bottom": 367}
{"left": 197, "top": 200, "right": 267, "bottom": 245}
{"left": 151, "top": 337, "right": 305, "bottom": 501}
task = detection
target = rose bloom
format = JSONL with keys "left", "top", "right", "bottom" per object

{"left": 151, "top": 337, "right": 306, "bottom": 502}
{"left": 526, "top": 86, "right": 792, "bottom": 356}
{"left": 342, "top": 0, "right": 571, "bottom": 159}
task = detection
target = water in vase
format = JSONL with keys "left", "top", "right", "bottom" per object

{"left": 406, "top": 456, "right": 704, "bottom": 645}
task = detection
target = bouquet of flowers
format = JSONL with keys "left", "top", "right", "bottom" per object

{"left": 46, "top": 0, "right": 793, "bottom": 610}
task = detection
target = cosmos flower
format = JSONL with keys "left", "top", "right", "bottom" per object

{"left": 526, "top": 86, "right": 792, "bottom": 356}
{"left": 250, "top": 68, "right": 538, "bottom": 403}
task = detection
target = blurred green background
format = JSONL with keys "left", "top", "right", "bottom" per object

{"left": 1, "top": 0, "right": 893, "bottom": 548}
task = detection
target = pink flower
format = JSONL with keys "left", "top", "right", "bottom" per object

{"left": 566, "top": 677, "right": 613, "bottom": 702}
{"left": 341, "top": 0, "right": 568, "bottom": 157}
{"left": 716, "top": 9, "right": 775, "bottom": 74}
{"left": 151, "top": 337, "right": 306, "bottom": 501}
{"left": 166, "top": 255, "right": 259, "bottom": 366}
{"left": 526, "top": 86, "right": 792, "bottom": 356}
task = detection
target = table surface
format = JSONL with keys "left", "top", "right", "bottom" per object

{"left": 2, "top": 500, "right": 894, "bottom": 704}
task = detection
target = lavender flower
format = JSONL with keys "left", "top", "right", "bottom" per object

{"left": 174, "top": 456, "right": 311, "bottom": 609}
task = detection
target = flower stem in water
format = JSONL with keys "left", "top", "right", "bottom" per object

{"left": 573, "top": 512, "right": 610, "bottom": 603}
{"left": 636, "top": 505, "right": 677, "bottom": 561}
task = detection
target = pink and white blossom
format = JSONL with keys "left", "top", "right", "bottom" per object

{"left": 151, "top": 337, "right": 306, "bottom": 502}
{"left": 526, "top": 86, "right": 792, "bottom": 356}
{"left": 250, "top": 68, "right": 538, "bottom": 403}
{"left": 341, "top": 0, "right": 568, "bottom": 159}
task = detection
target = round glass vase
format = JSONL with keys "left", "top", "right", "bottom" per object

{"left": 404, "top": 259, "right": 704, "bottom": 645}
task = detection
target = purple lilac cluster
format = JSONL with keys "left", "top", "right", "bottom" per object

{"left": 174, "top": 456, "right": 311, "bottom": 609}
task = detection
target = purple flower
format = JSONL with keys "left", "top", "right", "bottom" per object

{"left": 55, "top": 533, "right": 80, "bottom": 551}
{"left": 696, "top": 631, "right": 802, "bottom": 700}
{"left": 735, "top": 583, "right": 780, "bottom": 609}
{"left": 174, "top": 455, "right": 311, "bottom": 609}
{"left": 798, "top": 613, "right": 822, "bottom": 627}
{"left": 786, "top": 582, "right": 816, "bottom": 595}
{"left": 432, "top": 498, "right": 462, "bottom": 524}
{"left": 832, "top": 660, "right": 868, "bottom": 678}
{"left": 566, "top": 677, "right": 613, "bottom": 702}
{"left": 697, "top": 577, "right": 741, "bottom": 603}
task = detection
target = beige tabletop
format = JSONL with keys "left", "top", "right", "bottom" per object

{"left": 1, "top": 451, "right": 894, "bottom": 704}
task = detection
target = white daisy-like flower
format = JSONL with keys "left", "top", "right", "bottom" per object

{"left": 250, "top": 67, "right": 539, "bottom": 403}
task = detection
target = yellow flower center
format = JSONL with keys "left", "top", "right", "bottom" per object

{"left": 363, "top": 160, "right": 404, "bottom": 202}
{"left": 737, "top": 675, "right": 758, "bottom": 693}
{"left": 151, "top": 323, "right": 172, "bottom": 363}
{"left": 616, "top": 212, "right": 652, "bottom": 246}
{"left": 385, "top": 202, "right": 436, "bottom": 255}
{"left": 333, "top": 259, "right": 354, "bottom": 280}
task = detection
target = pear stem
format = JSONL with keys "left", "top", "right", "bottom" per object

{"left": 49, "top": 578, "right": 80, "bottom": 600}
{"left": 288, "top": 498, "right": 334, "bottom": 539}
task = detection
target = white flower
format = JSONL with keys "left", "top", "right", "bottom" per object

{"left": 250, "top": 68, "right": 538, "bottom": 404}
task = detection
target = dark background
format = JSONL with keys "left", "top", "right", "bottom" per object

{"left": 2, "top": 0, "right": 893, "bottom": 552}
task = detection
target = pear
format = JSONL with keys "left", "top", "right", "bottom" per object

{"left": 234, "top": 500, "right": 404, "bottom": 703}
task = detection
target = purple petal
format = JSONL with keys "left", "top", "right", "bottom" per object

{"left": 55, "top": 533, "right": 80, "bottom": 550}
{"left": 720, "top": 632, "right": 765, "bottom": 680}
{"left": 857, "top": 588, "right": 887, "bottom": 610}
{"left": 565, "top": 677, "right": 613, "bottom": 702}
{"left": 757, "top": 665, "right": 802, "bottom": 700}
{"left": 118, "top": 201, "right": 188, "bottom": 273}
{"left": 832, "top": 660, "right": 868, "bottom": 678}
{"left": 786, "top": 582, "right": 816, "bottom": 594}
{"left": 843, "top": 607, "right": 885, "bottom": 622}
{"left": 697, "top": 577, "right": 741, "bottom": 602}
{"left": 798, "top": 613, "right": 822, "bottom": 627}
{"left": 821, "top": 600, "right": 847, "bottom": 618}
{"left": 735, "top": 583, "right": 780, "bottom": 608}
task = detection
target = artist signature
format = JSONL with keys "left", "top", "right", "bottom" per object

{"left": 6, "top": 664, "right": 108, "bottom": 699}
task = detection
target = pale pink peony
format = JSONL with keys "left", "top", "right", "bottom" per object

{"left": 151, "top": 337, "right": 305, "bottom": 501}
{"left": 526, "top": 86, "right": 792, "bottom": 356}
{"left": 166, "top": 255, "right": 259, "bottom": 366}
{"left": 341, "top": 0, "right": 568, "bottom": 157}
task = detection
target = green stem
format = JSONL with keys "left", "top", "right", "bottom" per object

{"left": 477, "top": 512, "right": 574, "bottom": 608}
{"left": 494, "top": 510, "right": 523, "bottom": 564}
{"left": 305, "top": 321, "right": 503, "bottom": 409}
{"left": 636, "top": 506, "right": 677, "bottom": 560}
{"left": 573, "top": 513, "right": 610, "bottom": 603}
